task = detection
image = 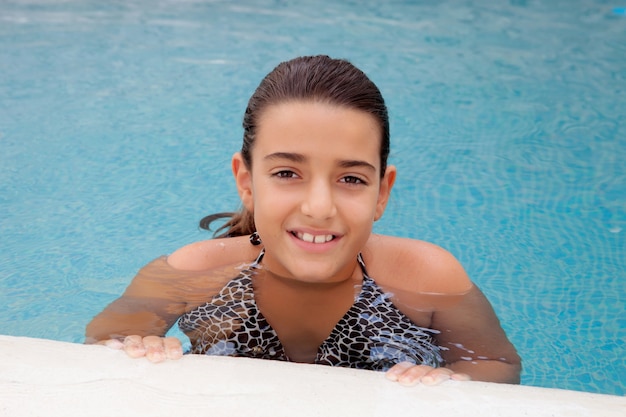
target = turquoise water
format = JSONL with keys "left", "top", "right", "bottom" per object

{"left": 0, "top": 0, "right": 624, "bottom": 396}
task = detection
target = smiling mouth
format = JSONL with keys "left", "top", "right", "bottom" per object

{"left": 292, "top": 231, "right": 335, "bottom": 243}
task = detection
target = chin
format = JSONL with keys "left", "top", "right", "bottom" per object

{"left": 285, "top": 259, "right": 353, "bottom": 284}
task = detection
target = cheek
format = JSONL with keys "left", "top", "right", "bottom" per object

{"left": 338, "top": 194, "right": 379, "bottom": 221}
{"left": 251, "top": 186, "right": 293, "bottom": 224}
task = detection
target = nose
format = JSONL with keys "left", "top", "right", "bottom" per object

{"left": 301, "top": 179, "right": 337, "bottom": 219}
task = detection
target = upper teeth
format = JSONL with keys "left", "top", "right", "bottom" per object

{"left": 298, "top": 232, "right": 334, "bottom": 243}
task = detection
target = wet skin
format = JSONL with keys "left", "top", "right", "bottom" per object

{"left": 87, "top": 102, "right": 521, "bottom": 385}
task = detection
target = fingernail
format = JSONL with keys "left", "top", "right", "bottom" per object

{"left": 104, "top": 339, "right": 124, "bottom": 349}
{"left": 421, "top": 375, "right": 435, "bottom": 385}
{"left": 398, "top": 377, "right": 418, "bottom": 387}
{"left": 167, "top": 349, "right": 183, "bottom": 360}
{"left": 147, "top": 351, "right": 166, "bottom": 363}
{"left": 385, "top": 372, "right": 399, "bottom": 381}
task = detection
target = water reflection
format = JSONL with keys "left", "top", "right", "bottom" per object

{"left": 88, "top": 254, "right": 516, "bottom": 373}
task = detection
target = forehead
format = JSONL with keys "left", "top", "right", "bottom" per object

{"left": 254, "top": 101, "right": 382, "bottom": 166}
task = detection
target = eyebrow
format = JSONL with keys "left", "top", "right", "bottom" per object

{"left": 264, "top": 152, "right": 377, "bottom": 172}
{"left": 264, "top": 152, "right": 306, "bottom": 163}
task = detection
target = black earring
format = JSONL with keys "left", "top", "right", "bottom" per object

{"left": 249, "top": 232, "right": 262, "bottom": 246}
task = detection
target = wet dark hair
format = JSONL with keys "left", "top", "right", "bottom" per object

{"left": 200, "top": 55, "right": 390, "bottom": 238}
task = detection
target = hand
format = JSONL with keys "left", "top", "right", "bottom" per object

{"left": 385, "top": 362, "right": 470, "bottom": 386}
{"left": 102, "top": 335, "right": 183, "bottom": 363}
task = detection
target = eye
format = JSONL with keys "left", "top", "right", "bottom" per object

{"left": 340, "top": 175, "right": 367, "bottom": 185}
{"left": 272, "top": 170, "right": 299, "bottom": 179}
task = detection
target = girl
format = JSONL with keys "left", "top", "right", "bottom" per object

{"left": 86, "top": 55, "right": 521, "bottom": 386}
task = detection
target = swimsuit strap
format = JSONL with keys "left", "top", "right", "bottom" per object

{"left": 356, "top": 252, "right": 370, "bottom": 279}
{"left": 252, "top": 248, "right": 265, "bottom": 266}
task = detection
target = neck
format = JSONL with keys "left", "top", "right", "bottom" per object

{"left": 253, "top": 253, "right": 362, "bottom": 291}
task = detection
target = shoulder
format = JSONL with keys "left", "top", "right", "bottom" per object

{"left": 167, "top": 236, "right": 261, "bottom": 271}
{"left": 363, "top": 234, "right": 472, "bottom": 295}
{"left": 120, "top": 237, "right": 260, "bottom": 307}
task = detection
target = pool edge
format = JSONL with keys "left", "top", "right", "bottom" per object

{"left": 1, "top": 335, "right": 624, "bottom": 416}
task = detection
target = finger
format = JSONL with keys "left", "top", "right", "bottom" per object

{"left": 384, "top": 361, "right": 415, "bottom": 381}
{"left": 103, "top": 338, "right": 124, "bottom": 350}
{"left": 450, "top": 372, "right": 471, "bottom": 381}
{"left": 143, "top": 335, "right": 167, "bottom": 363}
{"left": 397, "top": 365, "right": 434, "bottom": 386}
{"left": 387, "top": 363, "right": 433, "bottom": 386}
{"left": 420, "top": 368, "right": 455, "bottom": 386}
{"left": 163, "top": 337, "right": 183, "bottom": 360}
{"left": 123, "top": 335, "right": 147, "bottom": 358}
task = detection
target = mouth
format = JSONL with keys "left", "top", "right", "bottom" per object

{"left": 291, "top": 231, "right": 336, "bottom": 244}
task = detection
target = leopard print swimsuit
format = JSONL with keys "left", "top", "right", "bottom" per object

{"left": 178, "top": 250, "right": 443, "bottom": 371}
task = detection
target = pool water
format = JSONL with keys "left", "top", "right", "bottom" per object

{"left": 0, "top": 0, "right": 624, "bottom": 396}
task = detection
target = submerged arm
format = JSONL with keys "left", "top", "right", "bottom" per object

{"left": 85, "top": 249, "right": 248, "bottom": 361}
{"left": 378, "top": 238, "right": 520, "bottom": 385}
{"left": 85, "top": 257, "right": 188, "bottom": 343}
{"left": 432, "top": 285, "right": 521, "bottom": 384}
{"left": 86, "top": 238, "right": 257, "bottom": 361}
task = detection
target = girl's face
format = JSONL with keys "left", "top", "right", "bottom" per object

{"left": 233, "top": 101, "right": 396, "bottom": 283}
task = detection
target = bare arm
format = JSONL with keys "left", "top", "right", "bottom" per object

{"left": 386, "top": 286, "right": 520, "bottom": 386}
{"left": 372, "top": 237, "right": 520, "bottom": 385}
{"left": 86, "top": 238, "right": 258, "bottom": 361}
{"left": 85, "top": 254, "right": 242, "bottom": 341}
{"left": 85, "top": 257, "right": 189, "bottom": 343}
{"left": 432, "top": 285, "right": 521, "bottom": 384}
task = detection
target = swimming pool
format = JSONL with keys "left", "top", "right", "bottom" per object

{"left": 0, "top": 0, "right": 624, "bottom": 396}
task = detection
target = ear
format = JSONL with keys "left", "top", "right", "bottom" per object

{"left": 232, "top": 152, "right": 254, "bottom": 212}
{"left": 374, "top": 165, "right": 396, "bottom": 221}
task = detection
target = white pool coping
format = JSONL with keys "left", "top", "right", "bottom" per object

{"left": 1, "top": 335, "right": 624, "bottom": 416}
